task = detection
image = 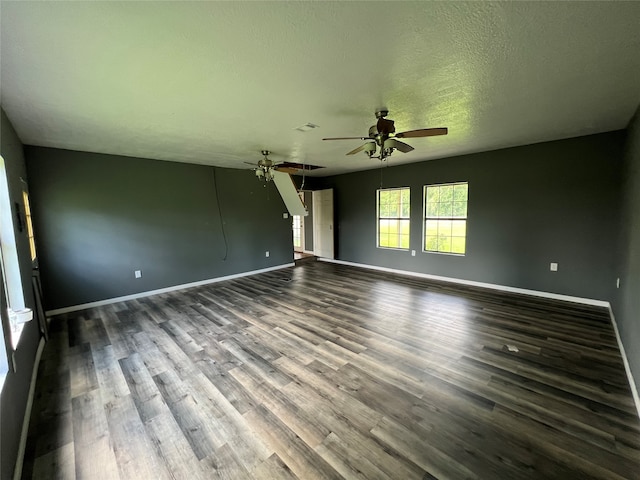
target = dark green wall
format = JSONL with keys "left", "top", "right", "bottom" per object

{"left": 1, "top": 109, "right": 41, "bottom": 480}
{"left": 25, "top": 147, "right": 294, "bottom": 311}
{"left": 317, "top": 131, "right": 624, "bottom": 302}
{"left": 615, "top": 107, "right": 640, "bottom": 395}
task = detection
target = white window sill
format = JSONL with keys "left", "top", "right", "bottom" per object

{"left": 8, "top": 308, "right": 33, "bottom": 350}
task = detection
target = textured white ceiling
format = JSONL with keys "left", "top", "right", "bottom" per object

{"left": 2, "top": 1, "right": 639, "bottom": 176}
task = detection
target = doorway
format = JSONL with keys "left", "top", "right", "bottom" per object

{"left": 293, "top": 191, "right": 316, "bottom": 261}
{"left": 292, "top": 213, "right": 304, "bottom": 253}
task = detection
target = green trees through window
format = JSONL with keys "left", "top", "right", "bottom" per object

{"left": 377, "top": 188, "right": 410, "bottom": 249}
{"left": 424, "top": 182, "right": 468, "bottom": 254}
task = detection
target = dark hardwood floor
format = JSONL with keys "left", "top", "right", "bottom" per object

{"left": 21, "top": 262, "right": 640, "bottom": 479}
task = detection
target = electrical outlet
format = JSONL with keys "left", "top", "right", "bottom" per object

{"left": 265, "top": 251, "right": 269, "bottom": 258}
{"left": 411, "top": 250, "right": 416, "bottom": 256}
{"left": 283, "top": 213, "right": 289, "bottom": 219}
{"left": 134, "top": 270, "right": 142, "bottom": 278}
{"left": 550, "top": 263, "right": 558, "bottom": 272}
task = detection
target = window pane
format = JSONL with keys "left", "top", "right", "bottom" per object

{"left": 451, "top": 220, "right": 466, "bottom": 237}
{"left": 387, "top": 236, "right": 398, "bottom": 248}
{"left": 388, "top": 220, "right": 399, "bottom": 235}
{"left": 401, "top": 188, "right": 410, "bottom": 205}
{"left": 425, "top": 220, "right": 438, "bottom": 236}
{"left": 379, "top": 231, "right": 389, "bottom": 247}
{"left": 451, "top": 237, "right": 466, "bottom": 254}
{"left": 426, "top": 202, "right": 439, "bottom": 217}
{"left": 400, "top": 220, "right": 410, "bottom": 236}
{"left": 425, "top": 235, "right": 438, "bottom": 251}
{"left": 452, "top": 201, "right": 467, "bottom": 217}
{"left": 426, "top": 186, "right": 439, "bottom": 204}
{"left": 380, "top": 203, "right": 391, "bottom": 218}
{"left": 437, "top": 235, "right": 451, "bottom": 252}
{"left": 388, "top": 201, "right": 400, "bottom": 218}
{"left": 437, "top": 220, "right": 452, "bottom": 237}
{"left": 439, "top": 185, "right": 453, "bottom": 203}
{"left": 453, "top": 184, "right": 468, "bottom": 202}
{"left": 400, "top": 234, "right": 410, "bottom": 249}
{"left": 437, "top": 201, "right": 453, "bottom": 217}
{"left": 401, "top": 199, "right": 410, "bottom": 218}
{"left": 379, "top": 190, "right": 389, "bottom": 204}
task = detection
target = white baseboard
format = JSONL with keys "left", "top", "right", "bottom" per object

{"left": 13, "top": 336, "right": 46, "bottom": 480}
{"left": 318, "top": 257, "right": 609, "bottom": 307}
{"left": 46, "top": 263, "right": 295, "bottom": 316}
{"left": 607, "top": 307, "right": 640, "bottom": 420}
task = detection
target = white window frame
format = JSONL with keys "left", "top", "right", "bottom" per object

{"left": 423, "top": 181, "right": 469, "bottom": 256}
{"left": 0, "top": 156, "right": 32, "bottom": 356}
{"left": 377, "top": 187, "right": 411, "bottom": 251}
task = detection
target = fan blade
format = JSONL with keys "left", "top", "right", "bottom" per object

{"left": 275, "top": 167, "right": 299, "bottom": 174}
{"left": 393, "top": 140, "right": 414, "bottom": 153}
{"left": 395, "top": 127, "right": 448, "bottom": 138}
{"left": 346, "top": 143, "right": 367, "bottom": 156}
{"left": 323, "top": 136, "right": 369, "bottom": 141}
{"left": 243, "top": 161, "right": 258, "bottom": 166}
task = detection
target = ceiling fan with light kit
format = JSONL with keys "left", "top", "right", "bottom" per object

{"left": 244, "top": 150, "right": 298, "bottom": 182}
{"left": 244, "top": 150, "right": 310, "bottom": 216}
{"left": 323, "top": 109, "right": 448, "bottom": 161}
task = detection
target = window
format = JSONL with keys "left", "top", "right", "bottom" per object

{"left": 377, "top": 187, "right": 410, "bottom": 249}
{"left": 292, "top": 215, "right": 302, "bottom": 249}
{"left": 424, "top": 182, "right": 468, "bottom": 254}
{"left": 0, "top": 156, "right": 30, "bottom": 354}
{"left": 22, "top": 191, "right": 37, "bottom": 261}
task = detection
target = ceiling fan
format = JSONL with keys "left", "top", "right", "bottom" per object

{"left": 244, "top": 150, "right": 298, "bottom": 182}
{"left": 245, "top": 150, "right": 309, "bottom": 217}
{"left": 323, "top": 109, "right": 448, "bottom": 160}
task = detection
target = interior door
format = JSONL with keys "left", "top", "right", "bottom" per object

{"left": 313, "top": 189, "right": 334, "bottom": 259}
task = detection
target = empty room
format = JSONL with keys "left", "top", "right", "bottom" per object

{"left": 1, "top": 2, "right": 640, "bottom": 479}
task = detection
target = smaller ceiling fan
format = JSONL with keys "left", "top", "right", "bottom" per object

{"left": 244, "top": 150, "right": 298, "bottom": 182}
{"left": 245, "top": 151, "right": 309, "bottom": 216}
{"left": 323, "top": 109, "right": 448, "bottom": 160}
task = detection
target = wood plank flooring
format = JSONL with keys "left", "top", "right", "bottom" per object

{"left": 21, "top": 262, "right": 640, "bottom": 479}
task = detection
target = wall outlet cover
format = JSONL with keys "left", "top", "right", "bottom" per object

{"left": 550, "top": 263, "right": 558, "bottom": 272}
{"left": 411, "top": 250, "right": 416, "bottom": 256}
{"left": 265, "top": 251, "right": 270, "bottom": 258}
{"left": 134, "top": 270, "right": 142, "bottom": 278}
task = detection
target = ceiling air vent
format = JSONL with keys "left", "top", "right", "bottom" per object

{"left": 294, "top": 123, "right": 319, "bottom": 132}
